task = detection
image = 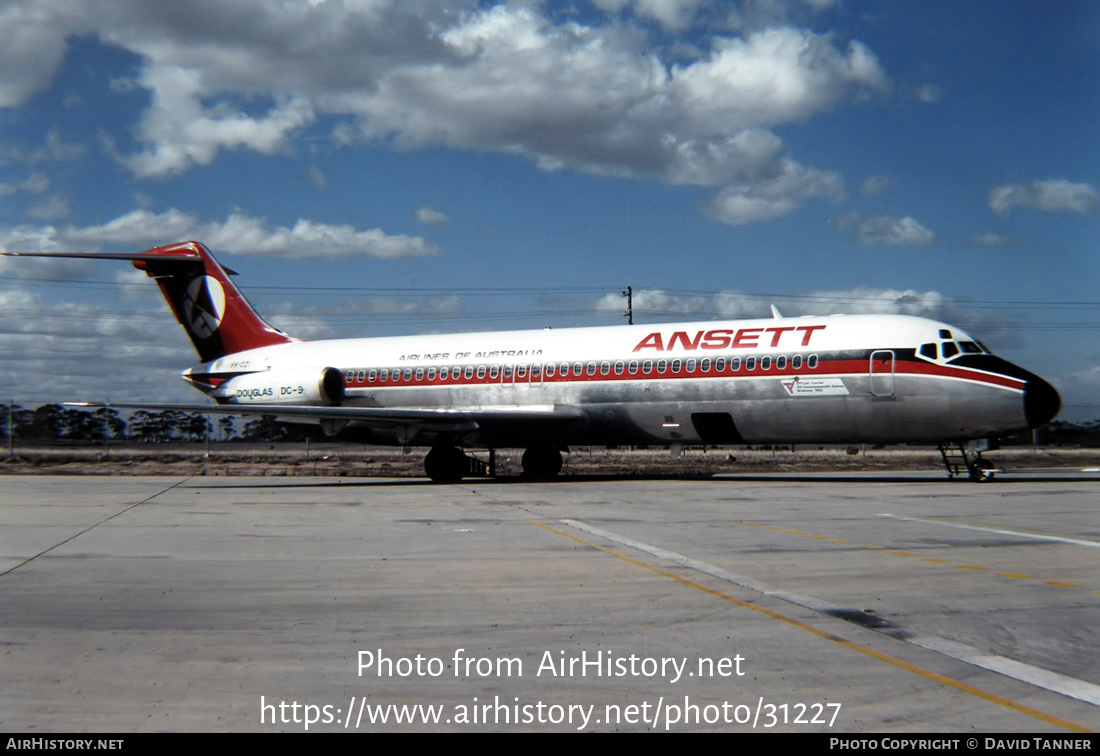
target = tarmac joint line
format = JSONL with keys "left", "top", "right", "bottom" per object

{"left": 0, "top": 477, "right": 193, "bottom": 580}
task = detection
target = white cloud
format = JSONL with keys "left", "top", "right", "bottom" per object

{"left": 0, "top": 1, "right": 891, "bottom": 223}
{"left": 0, "top": 208, "right": 439, "bottom": 261}
{"left": 1, "top": 130, "right": 84, "bottom": 166}
{"left": 0, "top": 2, "right": 85, "bottom": 108}
{"left": 837, "top": 211, "right": 935, "bottom": 245}
{"left": 595, "top": 285, "right": 957, "bottom": 321}
{"left": 706, "top": 159, "right": 845, "bottom": 225}
{"left": 0, "top": 173, "right": 49, "bottom": 197}
{"left": 913, "top": 83, "right": 941, "bottom": 103}
{"left": 121, "top": 64, "right": 316, "bottom": 177}
{"left": 631, "top": 0, "right": 708, "bottom": 31}
{"left": 969, "top": 232, "right": 1012, "bottom": 247}
{"left": 596, "top": 288, "right": 717, "bottom": 318}
{"left": 416, "top": 207, "right": 450, "bottom": 225}
{"left": 859, "top": 174, "right": 895, "bottom": 197}
{"left": 0, "top": 283, "right": 195, "bottom": 404}
{"left": 0, "top": 281, "right": 464, "bottom": 404}
{"left": 26, "top": 195, "right": 71, "bottom": 220}
{"left": 989, "top": 179, "right": 1100, "bottom": 216}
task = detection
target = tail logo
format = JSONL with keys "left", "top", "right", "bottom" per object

{"left": 183, "top": 275, "right": 226, "bottom": 339}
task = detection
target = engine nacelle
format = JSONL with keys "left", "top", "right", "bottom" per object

{"left": 213, "top": 367, "right": 345, "bottom": 406}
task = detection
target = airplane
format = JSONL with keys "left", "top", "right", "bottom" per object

{"left": 2, "top": 241, "right": 1061, "bottom": 482}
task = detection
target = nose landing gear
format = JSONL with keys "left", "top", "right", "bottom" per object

{"left": 938, "top": 441, "right": 1002, "bottom": 482}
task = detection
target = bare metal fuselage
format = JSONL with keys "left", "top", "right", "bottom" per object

{"left": 194, "top": 313, "right": 1057, "bottom": 450}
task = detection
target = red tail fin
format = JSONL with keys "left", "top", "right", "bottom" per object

{"left": 133, "top": 241, "right": 295, "bottom": 362}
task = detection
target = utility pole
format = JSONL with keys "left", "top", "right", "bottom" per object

{"left": 622, "top": 286, "right": 633, "bottom": 325}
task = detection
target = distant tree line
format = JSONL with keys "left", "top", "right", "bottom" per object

{"left": 1029, "top": 419, "right": 1100, "bottom": 447}
{"left": 0, "top": 403, "right": 311, "bottom": 444}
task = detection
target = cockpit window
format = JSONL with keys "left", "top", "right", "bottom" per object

{"left": 941, "top": 342, "right": 959, "bottom": 359}
{"left": 938, "top": 329, "right": 952, "bottom": 339}
{"left": 919, "top": 343, "right": 937, "bottom": 360}
{"left": 959, "top": 341, "right": 982, "bottom": 354}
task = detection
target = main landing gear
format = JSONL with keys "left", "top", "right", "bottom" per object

{"left": 423, "top": 445, "right": 564, "bottom": 483}
{"left": 520, "top": 446, "right": 563, "bottom": 480}
{"left": 423, "top": 446, "right": 487, "bottom": 484}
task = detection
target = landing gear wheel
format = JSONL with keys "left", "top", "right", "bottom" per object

{"left": 424, "top": 446, "right": 467, "bottom": 483}
{"left": 521, "top": 446, "right": 563, "bottom": 480}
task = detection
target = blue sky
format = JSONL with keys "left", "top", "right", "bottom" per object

{"left": 0, "top": 0, "right": 1097, "bottom": 421}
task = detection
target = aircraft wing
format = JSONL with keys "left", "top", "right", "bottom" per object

{"left": 66, "top": 402, "right": 588, "bottom": 440}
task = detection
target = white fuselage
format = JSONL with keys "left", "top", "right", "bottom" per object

{"left": 186, "top": 313, "right": 1053, "bottom": 449}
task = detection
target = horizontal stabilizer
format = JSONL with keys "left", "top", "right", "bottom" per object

{"left": 65, "top": 401, "right": 587, "bottom": 427}
{"left": 1, "top": 250, "right": 198, "bottom": 262}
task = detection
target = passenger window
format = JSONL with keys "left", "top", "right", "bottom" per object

{"left": 415, "top": 368, "right": 424, "bottom": 381}
{"left": 489, "top": 366, "right": 499, "bottom": 379}
{"left": 791, "top": 355, "right": 802, "bottom": 370}
{"left": 657, "top": 360, "right": 667, "bottom": 374}
{"left": 477, "top": 366, "right": 487, "bottom": 379}
{"left": 587, "top": 362, "right": 597, "bottom": 376}
{"left": 614, "top": 361, "right": 625, "bottom": 375}
{"left": 642, "top": 360, "right": 653, "bottom": 374}
{"left": 715, "top": 358, "right": 726, "bottom": 372}
{"left": 671, "top": 359, "right": 682, "bottom": 373}
{"left": 730, "top": 357, "right": 741, "bottom": 372}
{"left": 357, "top": 369, "right": 366, "bottom": 383}
{"left": 746, "top": 357, "right": 756, "bottom": 371}
{"left": 807, "top": 354, "right": 818, "bottom": 369}
{"left": 573, "top": 362, "right": 583, "bottom": 377}
{"left": 345, "top": 370, "right": 355, "bottom": 384}
{"left": 775, "top": 356, "right": 787, "bottom": 370}
{"left": 700, "top": 358, "right": 711, "bottom": 373}
{"left": 628, "top": 361, "right": 639, "bottom": 375}
{"left": 438, "top": 367, "right": 447, "bottom": 381}
{"left": 600, "top": 361, "right": 610, "bottom": 376}
{"left": 532, "top": 364, "right": 541, "bottom": 378}
{"left": 760, "top": 356, "right": 772, "bottom": 371}
{"left": 464, "top": 366, "right": 474, "bottom": 380}
{"left": 403, "top": 368, "right": 413, "bottom": 381}
{"left": 685, "top": 359, "right": 696, "bottom": 373}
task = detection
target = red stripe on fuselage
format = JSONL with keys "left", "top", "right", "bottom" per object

{"left": 328, "top": 354, "right": 1025, "bottom": 392}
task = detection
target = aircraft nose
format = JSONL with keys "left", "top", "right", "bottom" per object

{"left": 1024, "top": 375, "right": 1061, "bottom": 428}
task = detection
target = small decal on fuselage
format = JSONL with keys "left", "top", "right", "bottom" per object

{"left": 780, "top": 377, "right": 849, "bottom": 396}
